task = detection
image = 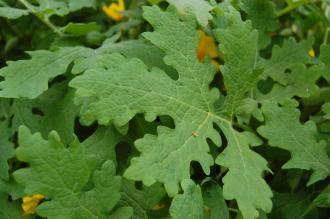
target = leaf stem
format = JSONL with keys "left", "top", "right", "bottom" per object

{"left": 18, "top": 0, "right": 64, "bottom": 37}
{"left": 323, "top": 27, "right": 330, "bottom": 45}
{"left": 228, "top": 207, "right": 239, "bottom": 213}
{"left": 5, "top": 19, "right": 23, "bottom": 37}
{"left": 276, "top": 0, "right": 313, "bottom": 18}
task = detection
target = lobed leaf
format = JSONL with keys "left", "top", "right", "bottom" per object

{"left": 13, "top": 126, "right": 122, "bottom": 219}
{"left": 70, "top": 5, "right": 273, "bottom": 218}
{"left": 169, "top": 179, "right": 205, "bottom": 219}
{"left": 258, "top": 101, "right": 330, "bottom": 185}
{"left": 0, "top": 47, "right": 91, "bottom": 99}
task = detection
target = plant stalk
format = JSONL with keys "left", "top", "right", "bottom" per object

{"left": 276, "top": 0, "right": 313, "bottom": 18}
{"left": 18, "top": 0, "right": 64, "bottom": 37}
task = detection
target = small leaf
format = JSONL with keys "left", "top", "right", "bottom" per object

{"left": 62, "top": 22, "right": 101, "bottom": 36}
{"left": 0, "top": 7, "right": 29, "bottom": 19}
{"left": 167, "top": 0, "right": 213, "bottom": 26}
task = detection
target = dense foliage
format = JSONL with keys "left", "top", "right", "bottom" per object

{"left": 0, "top": 0, "right": 330, "bottom": 218}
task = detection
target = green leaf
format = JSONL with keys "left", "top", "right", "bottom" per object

{"left": 71, "top": 39, "right": 176, "bottom": 78}
{"left": 109, "top": 207, "right": 134, "bottom": 219}
{"left": 0, "top": 112, "right": 14, "bottom": 180}
{"left": 0, "top": 136, "right": 14, "bottom": 181}
{"left": 319, "top": 44, "right": 330, "bottom": 81}
{"left": 254, "top": 36, "right": 320, "bottom": 104}
{"left": 215, "top": 130, "right": 271, "bottom": 219}
{"left": 260, "top": 37, "right": 313, "bottom": 84}
{"left": 0, "top": 7, "right": 29, "bottom": 19}
{"left": 239, "top": 0, "right": 277, "bottom": 48}
{"left": 11, "top": 82, "right": 79, "bottom": 144}
{"left": 258, "top": 101, "right": 330, "bottom": 185}
{"left": 270, "top": 192, "right": 319, "bottom": 219}
{"left": 166, "top": 0, "right": 213, "bottom": 26}
{"left": 214, "top": 6, "right": 261, "bottom": 117}
{"left": 70, "top": 5, "right": 272, "bottom": 218}
{"left": 13, "top": 126, "right": 122, "bottom": 219}
{"left": 202, "top": 180, "right": 229, "bottom": 219}
{"left": 313, "top": 185, "right": 330, "bottom": 208}
{"left": 0, "top": 47, "right": 91, "bottom": 99}
{"left": 0, "top": 178, "right": 25, "bottom": 199}
{"left": 117, "top": 179, "right": 165, "bottom": 219}
{"left": 61, "top": 22, "right": 101, "bottom": 36}
{"left": 83, "top": 126, "right": 123, "bottom": 167}
{"left": 322, "top": 102, "right": 330, "bottom": 119}
{"left": 98, "top": 39, "right": 177, "bottom": 79}
{"left": 169, "top": 179, "right": 205, "bottom": 219}
{"left": 256, "top": 64, "right": 321, "bottom": 103}
{"left": 0, "top": 193, "right": 34, "bottom": 219}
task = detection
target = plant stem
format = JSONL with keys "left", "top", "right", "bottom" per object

{"left": 323, "top": 27, "right": 330, "bottom": 45}
{"left": 276, "top": 0, "right": 313, "bottom": 18}
{"left": 18, "top": 0, "right": 64, "bottom": 37}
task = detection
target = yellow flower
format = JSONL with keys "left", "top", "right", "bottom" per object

{"left": 197, "top": 30, "right": 218, "bottom": 61}
{"left": 103, "top": 0, "right": 125, "bottom": 21}
{"left": 308, "top": 49, "right": 315, "bottom": 58}
{"left": 22, "top": 194, "right": 45, "bottom": 215}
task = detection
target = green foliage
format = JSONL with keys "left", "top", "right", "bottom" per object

{"left": 166, "top": 0, "right": 213, "bottom": 26}
{"left": 239, "top": 0, "right": 277, "bottom": 48}
{"left": 0, "top": 7, "right": 28, "bottom": 19}
{"left": 0, "top": 193, "right": 34, "bottom": 219}
{"left": 0, "top": 47, "right": 91, "bottom": 98}
{"left": 259, "top": 101, "right": 330, "bottom": 185}
{"left": 0, "top": 0, "right": 329, "bottom": 219}
{"left": 202, "top": 180, "right": 229, "bottom": 219}
{"left": 14, "top": 126, "right": 123, "bottom": 218}
{"left": 169, "top": 179, "right": 205, "bottom": 219}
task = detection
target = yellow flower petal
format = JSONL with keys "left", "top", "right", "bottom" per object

{"left": 152, "top": 203, "right": 166, "bottom": 210}
{"left": 103, "top": 0, "right": 125, "bottom": 21}
{"left": 197, "top": 30, "right": 218, "bottom": 61}
{"left": 22, "top": 194, "right": 45, "bottom": 215}
{"left": 308, "top": 49, "right": 315, "bottom": 58}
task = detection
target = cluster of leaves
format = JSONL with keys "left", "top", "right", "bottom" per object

{"left": 0, "top": 0, "right": 330, "bottom": 218}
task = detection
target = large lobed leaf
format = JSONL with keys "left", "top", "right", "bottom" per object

{"left": 70, "top": 5, "right": 272, "bottom": 218}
